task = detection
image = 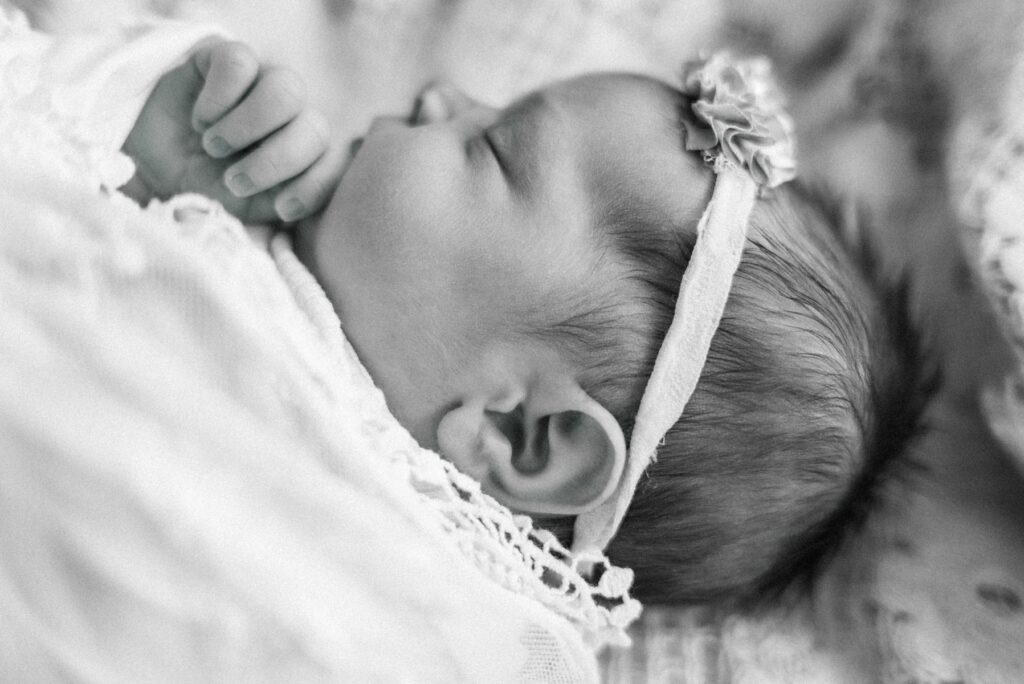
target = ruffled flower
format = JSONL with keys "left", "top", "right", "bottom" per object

{"left": 679, "top": 53, "right": 796, "bottom": 188}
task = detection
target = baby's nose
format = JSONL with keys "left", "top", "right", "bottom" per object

{"left": 411, "top": 81, "right": 489, "bottom": 125}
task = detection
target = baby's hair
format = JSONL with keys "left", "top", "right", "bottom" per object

{"left": 537, "top": 180, "right": 935, "bottom": 606}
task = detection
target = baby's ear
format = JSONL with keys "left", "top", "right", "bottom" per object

{"left": 436, "top": 382, "right": 626, "bottom": 516}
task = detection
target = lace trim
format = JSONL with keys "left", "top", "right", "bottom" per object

{"left": 271, "top": 233, "right": 641, "bottom": 649}
{"left": 2, "top": 0, "right": 642, "bottom": 643}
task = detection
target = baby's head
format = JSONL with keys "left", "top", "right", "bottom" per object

{"left": 296, "top": 66, "right": 931, "bottom": 604}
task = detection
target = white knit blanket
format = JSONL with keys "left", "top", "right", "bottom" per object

{"left": 0, "top": 7, "right": 648, "bottom": 681}
{"left": 11, "top": 2, "right": 1024, "bottom": 683}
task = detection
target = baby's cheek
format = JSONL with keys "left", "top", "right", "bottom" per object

{"left": 341, "top": 144, "right": 466, "bottom": 258}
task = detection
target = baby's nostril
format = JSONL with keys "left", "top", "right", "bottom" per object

{"left": 409, "top": 93, "right": 425, "bottom": 124}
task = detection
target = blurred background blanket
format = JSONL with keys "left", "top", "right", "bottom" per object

{"left": 8, "top": 0, "right": 1024, "bottom": 682}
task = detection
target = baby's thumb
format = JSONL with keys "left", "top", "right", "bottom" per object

{"left": 180, "top": 156, "right": 246, "bottom": 217}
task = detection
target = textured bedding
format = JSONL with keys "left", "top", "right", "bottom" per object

{"left": 7, "top": 1, "right": 1024, "bottom": 683}
{"left": 0, "top": 8, "right": 635, "bottom": 681}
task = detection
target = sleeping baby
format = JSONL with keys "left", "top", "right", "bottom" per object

{"left": 121, "top": 35, "right": 933, "bottom": 605}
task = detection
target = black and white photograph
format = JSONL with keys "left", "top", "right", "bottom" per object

{"left": 2, "top": 1, "right": 1023, "bottom": 681}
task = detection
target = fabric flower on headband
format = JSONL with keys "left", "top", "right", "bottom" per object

{"left": 680, "top": 53, "right": 796, "bottom": 189}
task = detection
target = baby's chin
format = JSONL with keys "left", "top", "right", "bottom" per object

{"left": 330, "top": 135, "right": 365, "bottom": 205}
{"left": 292, "top": 134, "right": 363, "bottom": 268}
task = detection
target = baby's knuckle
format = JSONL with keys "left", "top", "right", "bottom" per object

{"left": 258, "top": 155, "right": 283, "bottom": 184}
{"left": 307, "top": 111, "right": 331, "bottom": 147}
{"left": 218, "top": 41, "right": 257, "bottom": 72}
{"left": 264, "top": 67, "right": 306, "bottom": 108}
{"left": 200, "top": 95, "right": 231, "bottom": 118}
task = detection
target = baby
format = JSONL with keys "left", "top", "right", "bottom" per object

{"left": 123, "top": 39, "right": 932, "bottom": 605}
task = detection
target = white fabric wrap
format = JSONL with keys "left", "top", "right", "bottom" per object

{"left": 0, "top": 9, "right": 639, "bottom": 681}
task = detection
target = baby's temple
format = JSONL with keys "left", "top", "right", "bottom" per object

{"left": 3, "top": 1, "right": 1024, "bottom": 682}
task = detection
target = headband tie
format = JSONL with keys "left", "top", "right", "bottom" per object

{"left": 572, "top": 53, "right": 796, "bottom": 554}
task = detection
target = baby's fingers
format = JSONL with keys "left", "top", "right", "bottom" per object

{"left": 191, "top": 40, "right": 260, "bottom": 133}
{"left": 223, "top": 109, "right": 330, "bottom": 199}
{"left": 201, "top": 66, "right": 306, "bottom": 159}
{"left": 273, "top": 144, "right": 348, "bottom": 222}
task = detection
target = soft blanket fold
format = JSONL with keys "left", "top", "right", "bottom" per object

{"left": 0, "top": 8, "right": 639, "bottom": 681}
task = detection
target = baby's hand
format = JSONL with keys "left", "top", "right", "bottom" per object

{"left": 123, "top": 39, "right": 341, "bottom": 223}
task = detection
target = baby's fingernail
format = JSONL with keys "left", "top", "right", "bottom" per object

{"left": 226, "top": 172, "right": 255, "bottom": 197}
{"left": 204, "top": 134, "right": 232, "bottom": 158}
{"left": 278, "top": 197, "right": 306, "bottom": 221}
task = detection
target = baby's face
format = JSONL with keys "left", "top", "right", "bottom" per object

{"left": 297, "top": 74, "right": 707, "bottom": 446}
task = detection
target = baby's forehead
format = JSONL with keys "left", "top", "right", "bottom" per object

{"left": 551, "top": 72, "right": 677, "bottom": 107}
{"left": 540, "top": 74, "right": 711, "bottom": 223}
{"left": 547, "top": 73, "right": 682, "bottom": 138}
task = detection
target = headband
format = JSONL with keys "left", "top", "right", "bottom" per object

{"left": 572, "top": 53, "right": 796, "bottom": 555}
